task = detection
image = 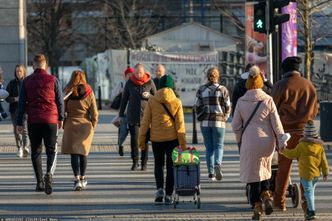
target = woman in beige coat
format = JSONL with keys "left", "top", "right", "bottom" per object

{"left": 62, "top": 70, "right": 98, "bottom": 191}
{"left": 232, "top": 65, "right": 285, "bottom": 220}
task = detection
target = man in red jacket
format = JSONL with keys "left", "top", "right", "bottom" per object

{"left": 17, "top": 54, "right": 64, "bottom": 195}
{"left": 272, "top": 56, "right": 318, "bottom": 212}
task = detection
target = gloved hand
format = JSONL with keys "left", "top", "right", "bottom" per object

{"left": 118, "top": 117, "right": 124, "bottom": 124}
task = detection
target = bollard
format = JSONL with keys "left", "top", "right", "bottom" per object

{"left": 98, "top": 86, "right": 102, "bottom": 110}
{"left": 192, "top": 108, "right": 198, "bottom": 144}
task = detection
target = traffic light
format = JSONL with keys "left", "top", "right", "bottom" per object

{"left": 269, "top": 0, "right": 290, "bottom": 32}
{"left": 254, "top": 1, "right": 266, "bottom": 33}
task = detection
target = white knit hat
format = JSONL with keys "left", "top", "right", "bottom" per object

{"left": 303, "top": 120, "right": 319, "bottom": 138}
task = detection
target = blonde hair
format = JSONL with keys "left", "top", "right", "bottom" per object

{"left": 207, "top": 67, "right": 220, "bottom": 84}
{"left": 246, "top": 65, "right": 264, "bottom": 90}
{"left": 64, "top": 70, "right": 87, "bottom": 97}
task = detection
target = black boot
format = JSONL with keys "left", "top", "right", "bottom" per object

{"left": 131, "top": 160, "right": 138, "bottom": 171}
{"left": 141, "top": 162, "right": 147, "bottom": 171}
{"left": 118, "top": 146, "right": 124, "bottom": 156}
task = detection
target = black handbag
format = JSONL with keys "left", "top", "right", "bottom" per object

{"left": 110, "top": 92, "right": 122, "bottom": 110}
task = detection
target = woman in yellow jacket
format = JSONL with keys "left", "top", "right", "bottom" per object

{"left": 281, "top": 120, "right": 329, "bottom": 220}
{"left": 138, "top": 75, "right": 186, "bottom": 205}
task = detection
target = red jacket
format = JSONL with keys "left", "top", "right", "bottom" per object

{"left": 17, "top": 68, "right": 64, "bottom": 125}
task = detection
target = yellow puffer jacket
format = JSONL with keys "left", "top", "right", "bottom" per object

{"left": 282, "top": 138, "right": 329, "bottom": 181}
{"left": 138, "top": 88, "right": 186, "bottom": 150}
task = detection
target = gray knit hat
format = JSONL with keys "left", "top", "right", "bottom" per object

{"left": 303, "top": 120, "right": 319, "bottom": 138}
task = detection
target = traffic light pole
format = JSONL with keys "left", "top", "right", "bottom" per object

{"left": 265, "top": 0, "right": 273, "bottom": 83}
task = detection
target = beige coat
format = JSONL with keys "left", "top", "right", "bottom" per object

{"left": 232, "top": 89, "right": 284, "bottom": 183}
{"left": 61, "top": 89, "right": 98, "bottom": 156}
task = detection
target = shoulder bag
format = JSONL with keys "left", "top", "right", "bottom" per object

{"left": 238, "top": 100, "right": 263, "bottom": 153}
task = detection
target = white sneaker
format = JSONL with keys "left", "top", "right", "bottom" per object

{"left": 74, "top": 180, "right": 82, "bottom": 191}
{"left": 17, "top": 148, "right": 23, "bottom": 158}
{"left": 80, "top": 178, "right": 87, "bottom": 188}
{"left": 23, "top": 147, "right": 29, "bottom": 157}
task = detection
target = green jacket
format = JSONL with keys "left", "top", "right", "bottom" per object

{"left": 282, "top": 138, "right": 329, "bottom": 181}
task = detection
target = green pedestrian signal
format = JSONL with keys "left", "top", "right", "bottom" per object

{"left": 254, "top": 1, "right": 266, "bottom": 33}
{"left": 256, "top": 19, "right": 263, "bottom": 29}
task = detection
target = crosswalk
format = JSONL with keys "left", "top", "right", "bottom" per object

{"left": 0, "top": 147, "right": 331, "bottom": 220}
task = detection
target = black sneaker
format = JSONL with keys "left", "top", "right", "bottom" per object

{"left": 305, "top": 210, "right": 316, "bottom": 220}
{"left": 35, "top": 182, "right": 44, "bottom": 192}
{"left": 141, "top": 164, "right": 147, "bottom": 171}
{"left": 44, "top": 173, "right": 53, "bottom": 195}
{"left": 154, "top": 188, "right": 164, "bottom": 204}
{"left": 118, "top": 146, "right": 124, "bottom": 156}
{"left": 131, "top": 162, "right": 139, "bottom": 171}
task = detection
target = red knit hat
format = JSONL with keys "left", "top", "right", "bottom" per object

{"left": 124, "top": 67, "right": 134, "bottom": 77}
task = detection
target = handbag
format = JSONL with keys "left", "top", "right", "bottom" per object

{"left": 195, "top": 84, "right": 221, "bottom": 121}
{"left": 0, "top": 88, "right": 9, "bottom": 100}
{"left": 110, "top": 92, "right": 122, "bottom": 110}
{"left": 238, "top": 101, "right": 263, "bottom": 153}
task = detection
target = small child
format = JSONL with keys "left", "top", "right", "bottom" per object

{"left": 280, "top": 120, "right": 329, "bottom": 220}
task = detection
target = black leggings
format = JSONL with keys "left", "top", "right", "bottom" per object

{"left": 248, "top": 179, "right": 270, "bottom": 205}
{"left": 71, "top": 154, "right": 87, "bottom": 177}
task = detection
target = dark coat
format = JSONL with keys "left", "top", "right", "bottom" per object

{"left": 119, "top": 77, "right": 156, "bottom": 125}
{"left": 6, "top": 78, "right": 23, "bottom": 114}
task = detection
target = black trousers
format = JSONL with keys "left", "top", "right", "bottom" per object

{"left": 128, "top": 124, "right": 148, "bottom": 165}
{"left": 152, "top": 139, "right": 179, "bottom": 196}
{"left": 28, "top": 123, "right": 58, "bottom": 183}
{"left": 71, "top": 154, "right": 87, "bottom": 177}
{"left": 248, "top": 179, "right": 270, "bottom": 205}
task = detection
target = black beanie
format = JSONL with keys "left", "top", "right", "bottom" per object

{"left": 282, "top": 56, "right": 302, "bottom": 72}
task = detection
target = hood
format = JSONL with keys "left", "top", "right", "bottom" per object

{"left": 130, "top": 72, "right": 151, "bottom": 85}
{"left": 69, "top": 84, "right": 92, "bottom": 100}
{"left": 154, "top": 88, "right": 177, "bottom": 104}
{"left": 240, "top": 89, "right": 269, "bottom": 102}
{"left": 299, "top": 138, "right": 324, "bottom": 155}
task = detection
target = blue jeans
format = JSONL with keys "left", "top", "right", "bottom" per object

{"left": 118, "top": 116, "right": 129, "bottom": 147}
{"left": 301, "top": 177, "right": 318, "bottom": 211}
{"left": 200, "top": 126, "right": 225, "bottom": 174}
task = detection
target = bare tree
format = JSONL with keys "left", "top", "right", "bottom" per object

{"left": 27, "top": 0, "right": 95, "bottom": 77}
{"left": 100, "top": 0, "right": 168, "bottom": 49}
{"left": 297, "top": 0, "right": 332, "bottom": 79}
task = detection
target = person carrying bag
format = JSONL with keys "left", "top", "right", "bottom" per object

{"left": 138, "top": 75, "right": 186, "bottom": 205}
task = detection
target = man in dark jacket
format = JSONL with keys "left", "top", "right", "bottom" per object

{"left": 119, "top": 63, "right": 156, "bottom": 171}
{"left": 231, "top": 63, "right": 273, "bottom": 116}
{"left": 6, "top": 64, "right": 29, "bottom": 158}
{"left": 272, "top": 56, "right": 318, "bottom": 212}
{"left": 17, "top": 54, "right": 64, "bottom": 195}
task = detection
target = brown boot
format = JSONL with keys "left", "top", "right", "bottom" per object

{"left": 252, "top": 202, "right": 263, "bottom": 220}
{"left": 261, "top": 190, "right": 273, "bottom": 215}
{"left": 301, "top": 199, "right": 308, "bottom": 214}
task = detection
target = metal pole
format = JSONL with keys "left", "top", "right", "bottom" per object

{"left": 98, "top": 85, "right": 102, "bottom": 110}
{"left": 192, "top": 108, "right": 198, "bottom": 144}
